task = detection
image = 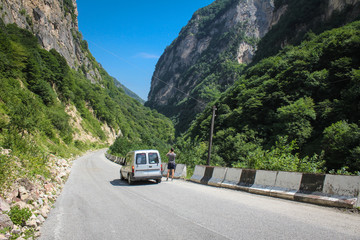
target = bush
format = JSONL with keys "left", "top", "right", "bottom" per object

{"left": 232, "top": 136, "right": 324, "bottom": 173}
{"left": 7, "top": 206, "right": 32, "bottom": 226}
{"left": 323, "top": 121, "right": 360, "bottom": 171}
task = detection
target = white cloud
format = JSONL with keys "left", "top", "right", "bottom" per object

{"left": 135, "top": 52, "right": 160, "bottom": 59}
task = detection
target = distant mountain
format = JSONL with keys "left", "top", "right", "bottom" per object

{"left": 113, "top": 78, "right": 145, "bottom": 104}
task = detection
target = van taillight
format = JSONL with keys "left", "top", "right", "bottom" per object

{"left": 132, "top": 166, "right": 135, "bottom": 173}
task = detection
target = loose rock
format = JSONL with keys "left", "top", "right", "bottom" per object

{"left": 0, "top": 197, "right": 10, "bottom": 212}
{"left": 0, "top": 214, "right": 13, "bottom": 230}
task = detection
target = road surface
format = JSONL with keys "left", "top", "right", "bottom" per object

{"left": 39, "top": 149, "right": 360, "bottom": 240}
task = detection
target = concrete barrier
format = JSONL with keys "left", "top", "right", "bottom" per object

{"left": 174, "top": 164, "right": 187, "bottom": 179}
{"left": 237, "top": 169, "right": 256, "bottom": 192}
{"left": 270, "top": 171, "right": 302, "bottom": 200}
{"left": 316, "top": 174, "right": 360, "bottom": 208}
{"left": 190, "top": 165, "right": 360, "bottom": 208}
{"left": 208, "top": 167, "right": 227, "bottom": 187}
{"left": 162, "top": 164, "right": 168, "bottom": 177}
{"left": 105, "top": 153, "right": 125, "bottom": 165}
{"left": 323, "top": 174, "right": 360, "bottom": 198}
{"left": 220, "top": 168, "right": 242, "bottom": 189}
{"left": 200, "top": 166, "right": 215, "bottom": 184}
{"left": 249, "top": 170, "right": 277, "bottom": 195}
{"left": 162, "top": 164, "right": 187, "bottom": 179}
{"left": 190, "top": 165, "right": 207, "bottom": 183}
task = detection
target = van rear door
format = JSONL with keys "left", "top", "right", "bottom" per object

{"left": 134, "top": 152, "right": 161, "bottom": 178}
{"left": 148, "top": 152, "right": 161, "bottom": 173}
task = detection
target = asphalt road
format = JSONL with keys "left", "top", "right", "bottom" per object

{"left": 39, "top": 149, "right": 360, "bottom": 240}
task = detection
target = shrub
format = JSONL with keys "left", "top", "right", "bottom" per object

{"left": 7, "top": 206, "right": 32, "bottom": 226}
{"left": 323, "top": 121, "right": 360, "bottom": 171}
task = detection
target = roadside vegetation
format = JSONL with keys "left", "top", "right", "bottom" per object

{"left": 175, "top": 21, "right": 360, "bottom": 175}
{"left": 0, "top": 20, "right": 174, "bottom": 193}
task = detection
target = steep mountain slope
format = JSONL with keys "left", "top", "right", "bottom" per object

{"left": 0, "top": 1, "right": 174, "bottom": 193}
{"left": 0, "top": 0, "right": 96, "bottom": 77}
{"left": 113, "top": 78, "right": 145, "bottom": 104}
{"left": 146, "top": 0, "right": 275, "bottom": 134}
{"left": 147, "top": 0, "right": 360, "bottom": 135}
{"left": 253, "top": 0, "right": 360, "bottom": 63}
{"left": 0, "top": 0, "right": 142, "bottom": 101}
{"left": 180, "top": 21, "right": 360, "bottom": 172}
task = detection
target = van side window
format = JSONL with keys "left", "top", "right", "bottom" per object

{"left": 148, "top": 153, "right": 159, "bottom": 164}
{"left": 125, "top": 154, "right": 130, "bottom": 166}
{"left": 136, "top": 153, "right": 146, "bottom": 164}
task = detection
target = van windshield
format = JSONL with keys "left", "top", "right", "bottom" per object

{"left": 136, "top": 153, "right": 146, "bottom": 165}
{"left": 148, "top": 153, "right": 159, "bottom": 164}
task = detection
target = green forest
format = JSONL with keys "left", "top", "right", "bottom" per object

{"left": 1, "top": 0, "right": 360, "bottom": 194}
{"left": 0, "top": 20, "right": 174, "bottom": 191}
{"left": 175, "top": 21, "right": 360, "bottom": 175}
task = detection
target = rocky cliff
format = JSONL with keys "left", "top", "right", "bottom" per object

{"left": 254, "top": 0, "right": 360, "bottom": 62}
{"left": 0, "top": 0, "right": 101, "bottom": 82}
{"left": 146, "top": 0, "right": 360, "bottom": 134}
{"left": 146, "top": 0, "right": 275, "bottom": 134}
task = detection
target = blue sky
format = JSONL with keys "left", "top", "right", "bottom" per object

{"left": 76, "top": 0, "right": 214, "bottom": 100}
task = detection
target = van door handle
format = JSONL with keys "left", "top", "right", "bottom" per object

{"left": 149, "top": 166, "right": 152, "bottom": 168}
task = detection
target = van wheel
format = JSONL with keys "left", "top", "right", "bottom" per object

{"left": 127, "top": 174, "right": 133, "bottom": 185}
{"left": 119, "top": 170, "right": 123, "bottom": 181}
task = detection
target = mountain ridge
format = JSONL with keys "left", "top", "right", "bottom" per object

{"left": 0, "top": 0, "right": 143, "bottom": 102}
{"left": 146, "top": 0, "right": 360, "bottom": 135}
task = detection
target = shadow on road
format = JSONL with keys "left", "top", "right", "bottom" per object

{"left": 110, "top": 179, "right": 159, "bottom": 187}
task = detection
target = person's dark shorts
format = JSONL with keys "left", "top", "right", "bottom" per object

{"left": 168, "top": 162, "right": 176, "bottom": 170}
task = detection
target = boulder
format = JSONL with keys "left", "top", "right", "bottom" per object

{"left": 25, "top": 217, "right": 37, "bottom": 228}
{"left": 36, "top": 215, "right": 45, "bottom": 224}
{"left": 11, "top": 225, "right": 21, "bottom": 235}
{"left": 0, "top": 214, "right": 13, "bottom": 230}
{"left": 17, "top": 178, "right": 34, "bottom": 192}
{"left": 18, "top": 186, "right": 30, "bottom": 201}
{"left": 13, "top": 201, "right": 27, "bottom": 210}
{"left": 0, "top": 197, "right": 10, "bottom": 212}
{"left": 40, "top": 205, "right": 50, "bottom": 218}
{"left": 6, "top": 189, "right": 18, "bottom": 202}
{"left": 44, "top": 183, "right": 54, "bottom": 194}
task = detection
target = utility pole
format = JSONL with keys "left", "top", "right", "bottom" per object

{"left": 207, "top": 105, "right": 217, "bottom": 165}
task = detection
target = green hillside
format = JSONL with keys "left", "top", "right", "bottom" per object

{"left": 113, "top": 77, "right": 145, "bottom": 104}
{"left": 254, "top": 0, "right": 360, "bottom": 63}
{"left": 176, "top": 21, "right": 360, "bottom": 174}
{"left": 0, "top": 20, "right": 174, "bottom": 191}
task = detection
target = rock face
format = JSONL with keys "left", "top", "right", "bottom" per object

{"left": 327, "top": 0, "right": 360, "bottom": 18}
{"left": 146, "top": 0, "right": 275, "bottom": 133}
{"left": 0, "top": 0, "right": 101, "bottom": 83}
{"left": 146, "top": 0, "right": 360, "bottom": 134}
{"left": 254, "top": 0, "right": 360, "bottom": 62}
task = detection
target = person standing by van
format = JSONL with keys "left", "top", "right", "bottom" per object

{"left": 166, "top": 148, "right": 176, "bottom": 181}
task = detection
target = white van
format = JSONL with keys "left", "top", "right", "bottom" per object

{"left": 120, "top": 150, "right": 162, "bottom": 184}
